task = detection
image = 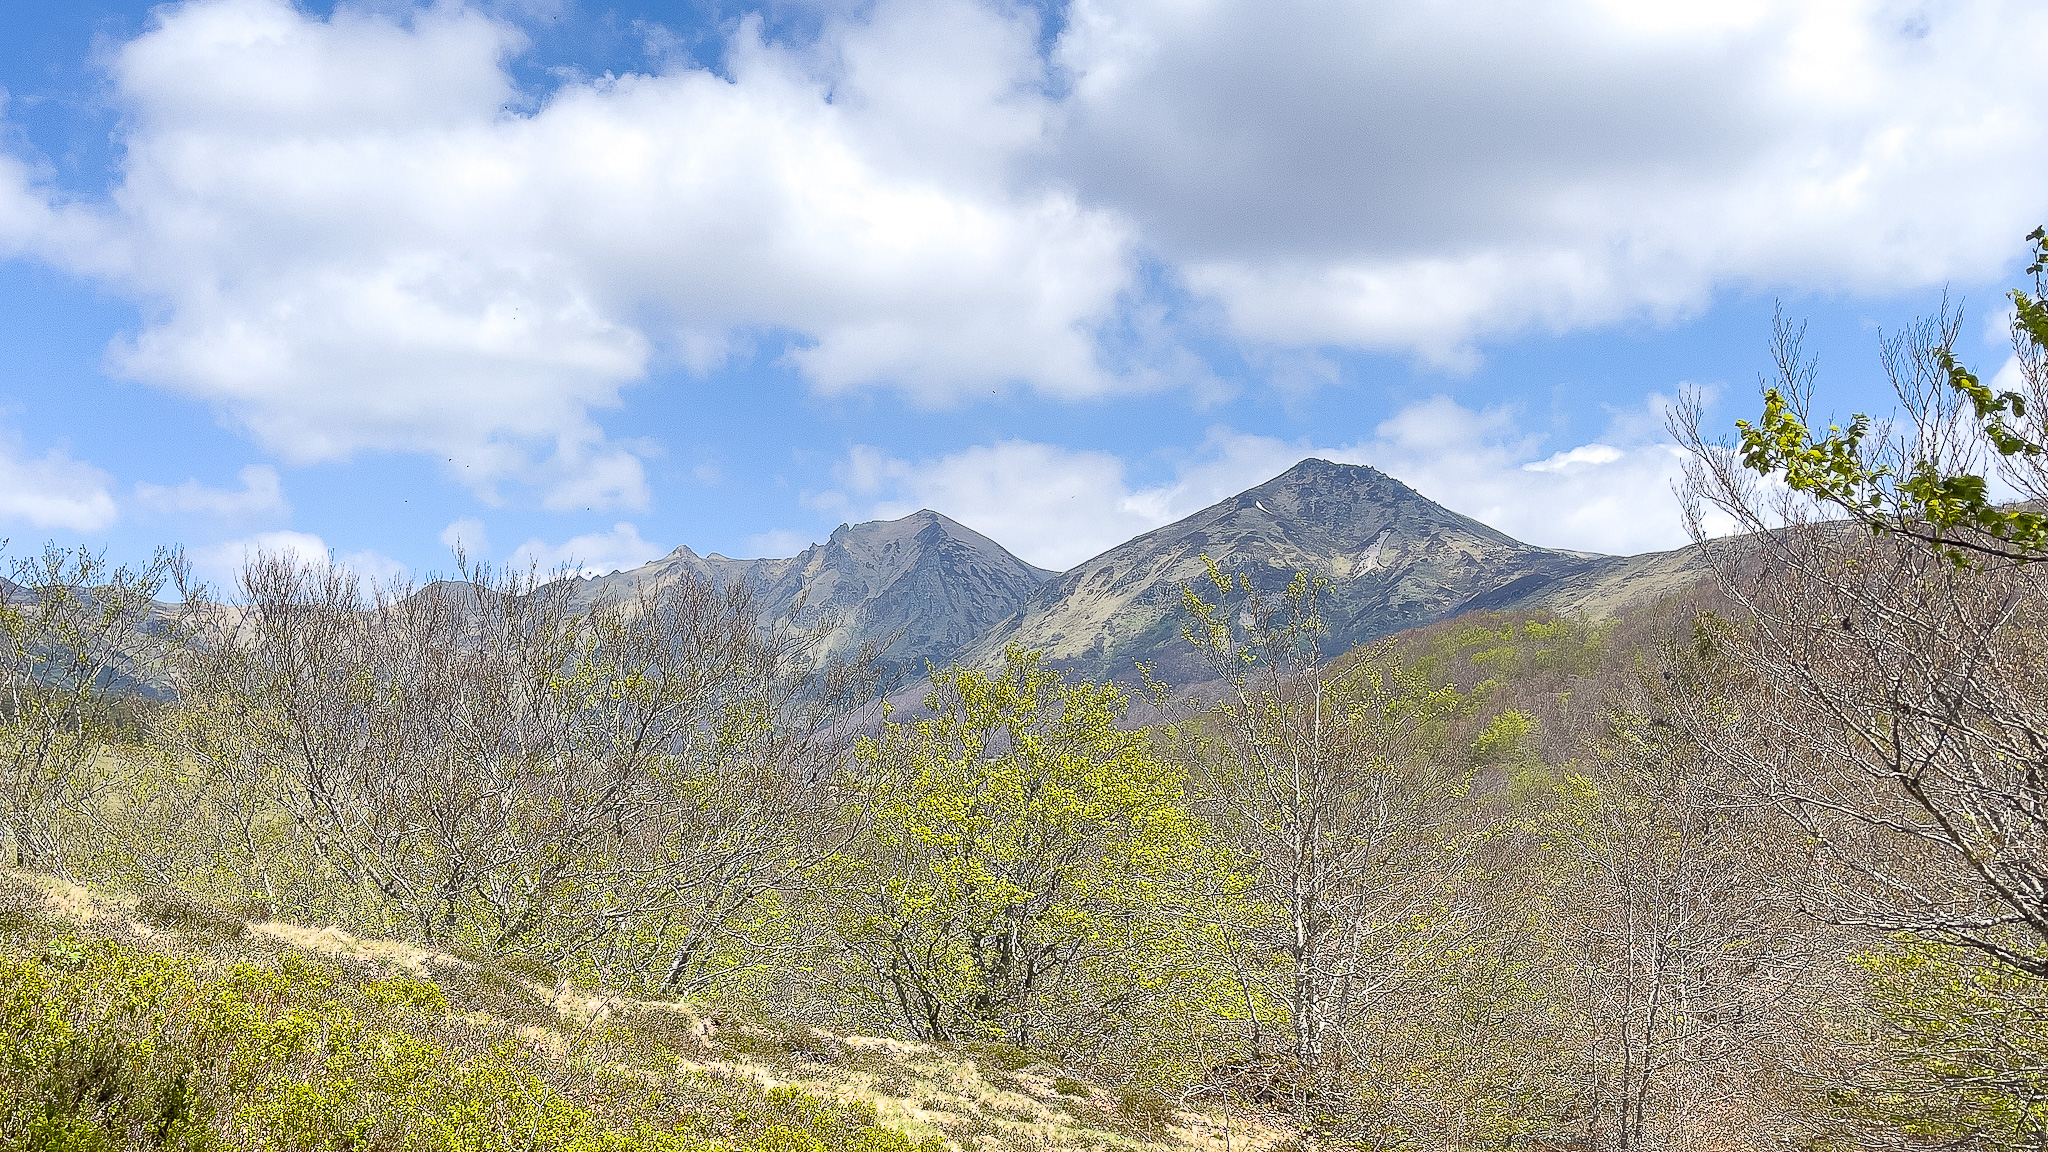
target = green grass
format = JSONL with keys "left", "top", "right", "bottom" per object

{"left": 0, "top": 877, "right": 941, "bottom": 1152}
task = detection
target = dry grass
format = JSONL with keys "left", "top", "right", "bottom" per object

{"left": 3, "top": 868, "right": 1288, "bottom": 1152}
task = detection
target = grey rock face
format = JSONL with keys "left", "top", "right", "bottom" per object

{"left": 959, "top": 459, "right": 1630, "bottom": 687}
{"left": 569, "top": 460, "right": 1713, "bottom": 693}
{"left": 571, "top": 510, "right": 1055, "bottom": 679}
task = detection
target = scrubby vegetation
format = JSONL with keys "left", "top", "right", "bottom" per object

{"left": 4, "top": 233, "right": 2048, "bottom": 1149}
{"left": 0, "top": 872, "right": 947, "bottom": 1152}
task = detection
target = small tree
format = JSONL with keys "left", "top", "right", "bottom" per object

{"left": 0, "top": 543, "right": 189, "bottom": 877}
{"left": 831, "top": 648, "right": 1249, "bottom": 1068}
{"left": 1542, "top": 611, "right": 1833, "bottom": 1151}
{"left": 1177, "top": 559, "right": 1476, "bottom": 1123}
{"left": 175, "top": 551, "right": 881, "bottom": 991}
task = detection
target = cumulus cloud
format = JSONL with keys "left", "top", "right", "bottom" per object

{"left": 0, "top": 0, "right": 1132, "bottom": 509}
{"left": 509, "top": 522, "right": 665, "bottom": 577}
{"left": 1056, "top": 0, "right": 2048, "bottom": 363}
{"left": 6, "top": 0, "right": 2045, "bottom": 526}
{"left": 838, "top": 441, "right": 1146, "bottom": 569}
{"left": 135, "top": 464, "right": 288, "bottom": 518}
{"left": 0, "top": 434, "right": 117, "bottom": 533}
{"left": 825, "top": 429, "right": 1327, "bottom": 569}
{"left": 830, "top": 397, "right": 1704, "bottom": 567}
{"left": 439, "top": 516, "right": 489, "bottom": 558}
{"left": 194, "top": 529, "right": 407, "bottom": 592}
{"left": 1331, "top": 396, "right": 1696, "bottom": 555}
{"left": 744, "top": 529, "right": 818, "bottom": 558}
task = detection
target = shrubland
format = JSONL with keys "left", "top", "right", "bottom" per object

{"left": 5, "top": 232, "right": 2048, "bottom": 1150}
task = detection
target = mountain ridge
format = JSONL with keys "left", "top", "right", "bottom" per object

{"left": 570, "top": 508, "right": 1056, "bottom": 679}
{"left": 569, "top": 458, "right": 1706, "bottom": 690}
{"left": 956, "top": 458, "right": 1636, "bottom": 686}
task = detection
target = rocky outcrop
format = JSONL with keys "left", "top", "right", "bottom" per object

{"left": 571, "top": 510, "right": 1054, "bottom": 679}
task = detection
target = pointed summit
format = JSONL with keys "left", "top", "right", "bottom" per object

{"left": 959, "top": 458, "right": 1610, "bottom": 686}
{"left": 575, "top": 509, "right": 1052, "bottom": 677}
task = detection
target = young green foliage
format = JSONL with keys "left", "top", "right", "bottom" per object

{"left": 0, "top": 926, "right": 937, "bottom": 1152}
{"left": 1835, "top": 942, "right": 2048, "bottom": 1150}
{"left": 1732, "top": 227, "right": 2048, "bottom": 565}
{"left": 830, "top": 648, "right": 1255, "bottom": 1073}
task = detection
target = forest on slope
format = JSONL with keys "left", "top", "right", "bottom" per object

{"left": 4, "top": 238, "right": 2048, "bottom": 1150}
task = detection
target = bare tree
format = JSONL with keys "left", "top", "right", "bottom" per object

{"left": 1176, "top": 560, "right": 1478, "bottom": 1122}
{"left": 174, "top": 552, "right": 883, "bottom": 991}
{"left": 1674, "top": 286, "right": 2048, "bottom": 1145}
{"left": 0, "top": 543, "right": 190, "bottom": 877}
{"left": 1674, "top": 311, "right": 2048, "bottom": 980}
{"left": 1547, "top": 609, "right": 1835, "bottom": 1152}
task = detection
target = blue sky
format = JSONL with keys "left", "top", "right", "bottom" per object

{"left": 0, "top": 0, "right": 2041, "bottom": 586}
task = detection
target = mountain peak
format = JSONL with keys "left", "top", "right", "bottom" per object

{"left": 574, "top": 507, "right": 1053, "bottom": 676}
{"left": 961, "top": 457, "right": 1597, "bottom": 686}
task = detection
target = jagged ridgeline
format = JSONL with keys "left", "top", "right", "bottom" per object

{"left": 565, "top": 459, "right": 1706, "bottom": 688}
{"left": 565, "top": 510, "right": 1057, "bottom": 683}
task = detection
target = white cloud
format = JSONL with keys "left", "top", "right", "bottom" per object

{"left": 1524, "top": 444, "right": 1624, "bottom": 472}
{"left": 1056, "top": 0, "right": 2048, "bottom": 363}
{"left": 193, "top": 529, "right": 407, "bottom": 593}
{"left": 1327, "top": 396, "right": 1695, "bottom": 555}
{"left": 0, "top": 434, "right": 117, "bottom": 533}
{"left": 839, "top": 440, "right": 1146, "bottom": 569}
{"left": 827, "top": 430, "right": 1309, "bottom": 569}
{"left": 135, "top": 464, "right": 288, "bottom": 518}
{"left": 337, "top": 549, "right": 411, "bottom": 588}
{"left": 6, "top": 0, "right": 2044, "bottom": 526}
{"left": 744, "top": 529, "right": 817, "bottom": 557}
{"left": 509, "top": 522, "right": 664, "bottom": 577}
{"left": 830, "top": 397, "right": 1705, "bottom": 567}
{"left": 0, "top": 0, "right": 1133, "bottom": 509}
{"left": 439, "top": 516, "right": 489, "bottom": 557}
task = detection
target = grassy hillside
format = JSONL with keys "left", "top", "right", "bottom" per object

{"left": 0, "top": 870, "right": 1281, "bottom": 1152}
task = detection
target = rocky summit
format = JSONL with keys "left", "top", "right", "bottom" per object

{"left": 570, "top": 459, "right": 1708, "bottom": 691}
{"left": 960, "top": 458, "right": 1637, "bottom": 686}
{"left": 572, "top": 509, "right": 1054, "bottom": 680}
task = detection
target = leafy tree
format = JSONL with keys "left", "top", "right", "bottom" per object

{"left": 1832, "top": 942, "right": 2048, "bottom": 1150}
{"left": 830, "top": 648, "right": 1252, "bottom": 1067}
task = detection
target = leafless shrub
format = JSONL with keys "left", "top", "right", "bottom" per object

{"left": 0, "top": 543, "right": 193, "bottom": 877}
{"left": 170, "top": 551, "right": 885, "bottom": 992}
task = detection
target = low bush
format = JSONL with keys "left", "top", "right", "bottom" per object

{"left": 136, "top": 891, "right": 246, "bottom": 940}
{"left": 1116, "top": 1087, "right": 1174, "bottom": 1133}
{"left": 0, "top": 929, "right": 942, "bottom": 1152}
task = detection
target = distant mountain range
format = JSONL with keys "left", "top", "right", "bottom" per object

{"left": 7, "top": 460, "right": 1710, "bottom": 703}
{"left": 575, "top": 459, "right": 1709, "bottom": 689}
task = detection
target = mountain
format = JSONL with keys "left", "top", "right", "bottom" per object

{"left": 1455, "top": 541, "right": 1709, "bottom": 620}
{"left": 571, "top": 509, "right": 1055, "bottom": 678}
{"left": 958, "top": 459, "right": 1687, "bottom": 687}
{"left": 7, "top": 463, "right": 1720, "bottom": 705}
